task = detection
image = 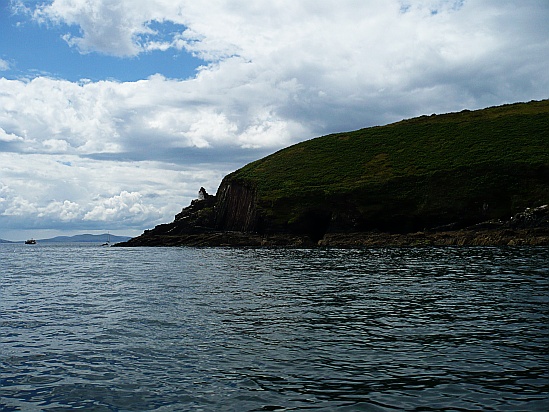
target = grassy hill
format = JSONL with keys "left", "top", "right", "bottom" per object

{"left": 223, "top": 100, "right": 549, "bottom": 236}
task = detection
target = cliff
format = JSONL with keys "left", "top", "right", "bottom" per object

{"left": 214, "top": 181, "right": 258, "bottom": 232}
{"left": 117, "top": 100, "right": 549, "bottom": 247}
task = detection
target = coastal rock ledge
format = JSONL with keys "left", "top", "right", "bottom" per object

{"left": 116, "top": 191, "right": 549, "bottom": 247}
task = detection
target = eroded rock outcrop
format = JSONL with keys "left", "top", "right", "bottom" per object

{"left": 119, "top": 188, "right": 217, "bottom": 246}
{"left": 118, "top": 182, "right": 262, "bottom": 247}
{"left": 214, "top": 180, "right": 258, "bottom": 232}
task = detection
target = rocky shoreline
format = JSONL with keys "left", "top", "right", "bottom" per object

{"left": 116, "top": 205, "right": 549, "bottom": 248}
{"left": 115, "top": 227, "right": 549, "bottom": 248}
{"left": 319, "top": 227, "right": 549, "bottom": 247}
{"left": 114, "top": 188, "right": 549, "bottom": 248}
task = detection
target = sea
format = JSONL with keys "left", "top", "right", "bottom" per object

{"left": 1, "top": 243, "right": 548, "bottom": 411}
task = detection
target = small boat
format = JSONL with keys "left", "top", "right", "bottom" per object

{"left": 25, "top": 238, "right": 36, "bottom": 244}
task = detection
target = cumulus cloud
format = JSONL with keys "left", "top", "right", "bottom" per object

{"left": 38, "top": 200, "right": 82, "bottom": 221}
{"left": 0, "top": 150, "right": 226, "bottom": 239}
{"left": 32, "top": 0, "right": 162, "bottom": 56}
{"left": 0, "top": 72, "right": 304, "bottom": 158}
{"left": 1, "top": 0, "right": 548, "bottom": 239}
{"left": 10, "top": 1, "right": 549, "bottom": 144}
{"left": 83, "top": 191, "right": 161, "bottom": 222}
{"left": 0, "top": 128, "right": 23, "bottom": 143}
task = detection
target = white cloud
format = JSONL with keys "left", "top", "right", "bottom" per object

{"left": 0, "top": 77, "right": 122, "bottom": 154}
{"left": 31, "top": 0, "right": 209, "bottom": 58}
{"left": 0, "top": 151, "right": 226, "bottom": 239}
{"left": 1, "top": 0, "right": 548, "bottom": 238}
{"left": 19, "top": 2, "right": 549, "bottom": 122}
{"left": 0, "top": 72, "right": 303, "bottom": 156}
{"left": 38, "top": 200, "right": 82, "bottom": 221}
{"left": 83, "top": 191, "right": 161, "bottom": 223}
{"left": 0, "top": 128, "right": 23, "bottom": 142}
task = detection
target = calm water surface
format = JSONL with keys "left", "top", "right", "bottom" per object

{"left": 1, "top": 244, "right": 548, "bottom": 411}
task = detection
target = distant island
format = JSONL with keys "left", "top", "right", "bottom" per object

{"left": 1, "top": 234, "right": 131, "bottom": 244}
{"left": 117, "top": 100, "right": 549, "bottom": 247}
{"left": 39, "top": 234, "right": 132, "bottom": 243}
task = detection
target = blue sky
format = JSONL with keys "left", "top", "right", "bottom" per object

{"left": 0, "top": 3, "right": 202, "bottom": 81}
{"left": 1, "top": 0, "right": 548, "bottom": 241}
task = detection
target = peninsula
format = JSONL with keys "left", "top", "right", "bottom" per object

{"left": 117, "top": 100, "right": 549, "bottom": 247}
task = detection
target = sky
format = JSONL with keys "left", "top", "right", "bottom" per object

{"left": 0, "top": 0, "right": 548, "bottom": 241}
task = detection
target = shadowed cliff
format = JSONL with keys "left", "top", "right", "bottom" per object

{"left": 118, "top": 100, "right": 549, "bottom": 247}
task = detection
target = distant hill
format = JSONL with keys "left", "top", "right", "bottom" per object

{"left": 119, "top": 99, "right": 549, "bottom": 247}
{"left": 0, "top": 239, "right": 16, "bottom": 243}
{"left": 39, "top": 234, "right": 131, "bottom": 243}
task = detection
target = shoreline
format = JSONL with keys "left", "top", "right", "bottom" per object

{"left": 115, "top": 227, "right": 549, "bottom": 247}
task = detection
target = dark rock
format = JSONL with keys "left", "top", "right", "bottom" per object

{"left": 116, "top": 196, "right": 549, "bottom": 247}
{"left": 319, "top": 227, "right": 549, "bottom": 247}
{"left": 214, "top": 180, "right": 258, "bottom": 232}
{"left": 508, "top": 204, "right": 549, "bottom": 229}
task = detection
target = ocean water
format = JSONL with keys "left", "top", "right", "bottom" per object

{"left": 1, "top": 243, "right": 548, "bottom": 411}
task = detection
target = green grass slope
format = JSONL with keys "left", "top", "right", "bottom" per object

{"left": 224, "top": 100, "right": 549, "bottom": 236}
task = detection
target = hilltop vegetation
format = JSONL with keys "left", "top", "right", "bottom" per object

{"left": 236, "top": 101, "right": 548, "bottom": 193}
{"left": 120, "top": 100, "right": 549, "bottom": 247}
{"left": 224, "top": 100, "right": 549, "bottom": 236}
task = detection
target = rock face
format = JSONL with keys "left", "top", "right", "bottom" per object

{"left": 117, "top": 182, "right": 549, "bottom": 247}
{"left": 119, "top": 182, "right": 262, "bottom": 247}
{"left": 214, "top": 181, "right": 258, "bottom": 232}
{"left": 128, "top": 188, "right": 217, "bottom": 242}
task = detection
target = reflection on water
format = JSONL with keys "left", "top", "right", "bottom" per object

{"left": 1, "top": 244, "right": 548, "bottom": 411}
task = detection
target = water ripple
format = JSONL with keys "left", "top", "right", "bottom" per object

{"left": 1, "top": 244, "right": 548, "bottom": 411}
